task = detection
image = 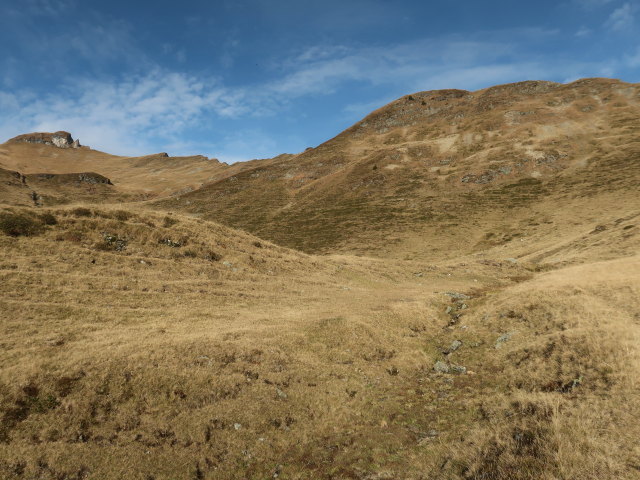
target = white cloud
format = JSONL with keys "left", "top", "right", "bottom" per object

{"left": 577, "top": 0, "right": 615, "bottom": 7}
{"left": 24, "top": 0, "right": 75, "bottom": 16}
{"left": 0, "top": 27, "right": 634, "bottom": 162}
{"left": 626, "top": 47, "right": 640, "bottom": 67}
{"left": 256, "top": 30, "right": 581, "bottom": 102}
{"left": 0, "top": 70, "right": 241, "bottom": 156}
{"left": 605, "top": 3, "right": 636, "bottom": 31}
{"left": 576, "top": 26, "right": 592, "bottom": 37}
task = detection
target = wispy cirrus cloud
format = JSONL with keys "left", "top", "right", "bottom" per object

{"left": 0, "top": 70, "right": 241, "bottom": 156}
{"left": 22, "top": 0, "right": 76, "bottom": 16}
{"left": 576, "top": 0, "right": 616, "bottom": 8}
{"left": 0, "top": 23, "right": 636, "bottom": 162}
{"left": 605, "top": 3, "right": 637, "bottom": 31}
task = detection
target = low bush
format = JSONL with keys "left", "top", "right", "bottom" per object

{"left": 163, "top": 216, "right": 178, "bottom": 228}
{"left": 56, "top": 231, "right": 83, "bottom": 243}
{"left": 0, "top": 212, "right": 45, "bottom": 237}
{"left": 205, "top": 250, "right": 223, "bottom": 262}
{"left": 112, "top": 210, "right": 133, "bottom": 222}
{"left": 39, "top": 212, "right": 58, "bottom": 225}
{"left": 72, "top": 207, "right": 92, "bottom": 217}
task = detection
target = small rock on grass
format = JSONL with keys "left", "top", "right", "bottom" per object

{"left": 434, "top": 361, "right": 450, "bottom": 373}
{"left": 444, "top": 292, "right": 470, "bottom": 300}
{"left": 495, "top": 332, "right": 516, "bottom": 349}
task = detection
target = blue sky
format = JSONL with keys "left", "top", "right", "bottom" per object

{"left": 0, "top": 0, "right": 638, "bottom": 162}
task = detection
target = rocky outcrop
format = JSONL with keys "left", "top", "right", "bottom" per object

{"left": 8, "top": 131, "right": 81, "bottom": 149}
{"left": 29, "top": 172, "right": 113, "bottom": 185}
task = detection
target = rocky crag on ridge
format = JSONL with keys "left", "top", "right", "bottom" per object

{"left": 8, "top": 131, "right": 81, "bottom": 149}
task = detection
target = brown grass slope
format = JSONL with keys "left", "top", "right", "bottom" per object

{"left": 0, "top": 139, "right": 229, "bottom": 198}
{"left": 156, "top": 78, "right": 640, "bottom": 261}
{"left": 0, "top": 167, "right": 141, "bottom": 207}
{"left": 0, "top": 203, "right": 638, "bottom": 479}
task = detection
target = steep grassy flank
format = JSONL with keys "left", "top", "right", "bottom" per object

{"left": 157, "top": 78, "right": 640, "bottom": 261}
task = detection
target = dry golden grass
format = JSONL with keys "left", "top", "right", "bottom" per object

{"left": 0, "top": 202, "right": 638, "bottom": 479}
{"left": 0, "top": 143, "right": 230, "bottom": 197}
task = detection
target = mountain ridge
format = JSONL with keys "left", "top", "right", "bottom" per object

{"left": 1, "top": 77, "right": 638, "bottom": 262}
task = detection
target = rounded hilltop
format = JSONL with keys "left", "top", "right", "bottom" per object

{"left": 8, "top": 131, "right": 81, "bottom": 149}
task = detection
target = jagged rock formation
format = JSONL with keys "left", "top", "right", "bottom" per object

{"left": 8, "top": 131, "right": 81, "bottom": 149}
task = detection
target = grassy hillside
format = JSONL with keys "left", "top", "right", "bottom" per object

{"left": 0, "top": 78, "right": 638, "bottom": 479}
{"left": 0, "top": 204, "right": 638, "bottom": 479}
{"left": 0, "top": 141, "right": 230, "bottom": 198}
{"left": 156, "top": 78, "right": 640, "bottom": 260}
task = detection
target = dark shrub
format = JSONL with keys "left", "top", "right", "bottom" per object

{"left": 0, "top": 212, "right": 43, "bottom": 237}
{"left": 163, "top": 216, "right": 178, "bottom": 228}
{"left": 56, "top": 231, "right": 83, "bottom": 243}
{"left": 205, "top": 250, "right": 223, "bottom": 262}
{"left": 113, "top": 210, "right": 133, "bottom": 222}
{"left": 72, "top": 207, "right": 92, "bottom": 217}
{"left": 39, "top": 212, "right": 58, "bottom": 225}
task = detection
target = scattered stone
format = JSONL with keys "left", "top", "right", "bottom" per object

{"left": 102, "top": 233, "right": 127, "bottom": 251}
{"left": 275, "top": 388, "right": 287, "bottom": 399}
{"left": 159, "top": 238, "right": 182, "bottom": 248}
{"left": 223, "top": 261, "right": 233, "bottom": 267}
{"left": 234, "top": 423, "right": 242, "bottom": 430}
{"left": 433, "top": 361, "right": 450, "bottom": 373}
{"left": 451, "top": 365, "right": 467, "bottom": 374}
{"left": 77, "top": 173, "right": 112, "bottom": 184}
{"left": 444, "top": 292, "right": 470, "bottom": 300}
{"left": 450, "top": 340, "right": 462, "bottom": 351}
{"left": 445, "top": 306, "right": 453, "bottom": 314}
{"left": 495, "top": 332, "right": 517, "bottom": 349}
{"left": 505, "top": 258, "right": 518, "bottom": 264}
